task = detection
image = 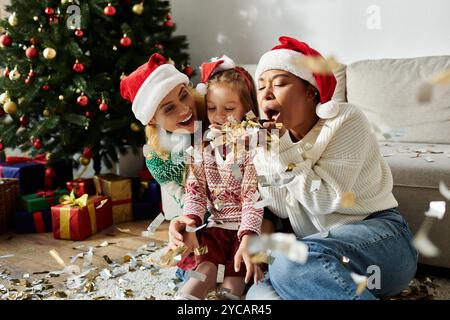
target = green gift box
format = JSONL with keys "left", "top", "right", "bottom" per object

{"left": 21, "top": 189, "right": 69, "bottom": 213}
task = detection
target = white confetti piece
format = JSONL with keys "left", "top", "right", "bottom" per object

{"left": 217, "top": 264, "right": 225, "bottom": 283}
{"left": 251, "top": 191, "right": 260, "bottom": 203}
{"left": 49, "top": 250, "right": 65, "bottom": 268}
{"left": 230, "top": 163, "right": 242, "bottom": 181}
{"left": 350, "top": 272, "right": 368, "bottom": 295}
{"left": 425, "top": 201, "right": 446, "bottom": 220}
{"left": 185, "top": 223, "right": 208, "bottom": 233}
{"left": 146, "top": 212, "right": 165, "bottom": 234}
{"left": 116, "top": 227, "right": 130, "bottom": 233}
{"left": 248, "top": 233, "right": 308, "bottom": 264}
{"left": 310, "top": 180, "right": 321, "bottom": 192}
{"left": 99, "top": 268, "right": 112, "bottom": 280}
{"left": 383, "top": 153, "right": 395, "bottom": 157}
{"left": 439, "top": 181, "right": 450, "bottom": 200}
{"left": 0, "top": 254, "right": 14, "bottom": 259}
{"left": 187, "top": 270, "right": 207, "bottom": 282}
{"left": 422, "top": 156, "right": 435, "bottom": 163}
{"left": 254, "top": 198, "right": 271, "bottom": 209}
{"left": 214, "top": 199, "right": 224, "bottom": 211}
{"left": 96, "top": 199, "right": 109, "bottom": 209}
{"left": 99, "top": 241, "right": 109, "bottom": 247}
{"left": 413, "top": 231, "right": 440, "bottom": 258}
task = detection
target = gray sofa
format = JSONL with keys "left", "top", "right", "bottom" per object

{"left": 244, "top": 55, "right": 450, "bottom": 269}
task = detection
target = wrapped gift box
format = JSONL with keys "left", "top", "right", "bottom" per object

{"left": 21, "top": 189, "right": 69, "bottom": 213}
{"left": 66, "top": 178, "right": 96, "bottom": 198}
{"left": 93, "top": 174, "right": 132, "bottom": 224}
{"left": 0, "top": 161, "right": 45, "bottom": 195}
{"left": 0, "top": 178, "right": 20, "bottom": 234}
{"left": 15, "top": 210, "right": 52, "bottom": 233}
{"left": 48, "top": 159, "right": 73, "bottom": 190}
{"left": 51, "top": 195, "right": 112, "bottom": 240}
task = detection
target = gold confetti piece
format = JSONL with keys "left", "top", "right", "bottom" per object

{"left": 53, "top": 291, "right": 68, "bottom": 299}
{"left": 159, "top": 246, "right": 188, "bottom": 267}
{"left": 245, "top": 110, "right": 257, "bottom": 121}
{"left": 341, "top": 192, "right": 356, "bottom": 208}
{"left": 429, "top": 69, "right": 450, "bottom": 85}
{"left": 84, "top": 281, "right": 96, "bottom": 293}
{"left": 93, "top": 296, "right": 108, "bottom": 300}
{"left": 49, "top": 249, "right": 66, "bottom": 267}
{"left": 123, "top": 255, "right": 132, "bottom": 263}
{"left": 350, "top": 272, "right": 368, "bottom": 295}
{"left": 439, "top": 181, "right": 450, "bottom": 200}
{"left": 103, "top": 255, "right": 114, "bottom": 264}
{"left": 145, "top": 296, "right": 156, "bottom": 300}
{"left": 424, "top": 201, "right": 446, "bottom": 220}
{"left": 250, "top": 252, "right": 275, "bottom": 265}
{"left": 124, "top": 289, "right": 134, "bottom": 298}
{"left": 275, "top": 123, "right": 283, "bottom": 129}
{"left": 217, "top": 264, "right": 225, "bottom": 283}
{"left": 194, "top": 245, "right": 209, "bottom": 256}
{"left": 285, "top": 163, "right": 296, "bottom": 172}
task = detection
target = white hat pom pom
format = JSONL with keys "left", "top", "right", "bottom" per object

{"left": 196, "top": 82, "right": 207, "bottom": 96}
{"left": 218, "top": 55, "right": 236, "bottom": 70}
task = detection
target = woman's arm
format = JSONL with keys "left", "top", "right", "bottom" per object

{"left": 145, "top": 152, "right": 186, "bottom": 187}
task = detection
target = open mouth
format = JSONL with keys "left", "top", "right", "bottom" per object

{"left": 178, "top": 113, "right": 193, "bottom": 126}
{"left": 264, "top": 107, "right": 280, "bottom": 121}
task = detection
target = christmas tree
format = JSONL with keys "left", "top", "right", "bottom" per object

{"left": 0, "top": 0, "right": 193, "bottom": 173}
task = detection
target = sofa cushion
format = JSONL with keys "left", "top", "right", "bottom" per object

{"left": 346, "top": 56, "right": 450, "bottom": 144}
{"left": 379, "top": 142, "right": 450, "bottom": 188}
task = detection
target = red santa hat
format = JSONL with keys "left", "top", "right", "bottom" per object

{"left": 120, "top": 53, "right": 189, "bottom": 125}
{"left": 255, "top": 36, "right": 338, "bottom": 118}
{"left": 195, "top": 55, "right": 236, "bottom": 95}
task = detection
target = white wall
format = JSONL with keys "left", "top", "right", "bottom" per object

{"left": 171, "top": 0, "right": 450, "bottom": 80}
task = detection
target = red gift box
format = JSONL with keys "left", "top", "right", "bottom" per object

{"left": 66, "top": 178, "right": 96, "bottom": 198}
{"left": 51, "top": 195, "right": 112, "bottom": 240}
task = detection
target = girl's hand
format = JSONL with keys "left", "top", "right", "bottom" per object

{"left": 234, "top": 234, "right": 258, "bottom": 284}
{"left": 168, "top": 215, "right": 197, "bottom": 249}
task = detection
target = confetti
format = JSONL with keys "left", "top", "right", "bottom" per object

{"left": 424, "top": 201, "right": 446, "bottom": 220}
{"left": 310, "top": 180, "right": 321, "bottom": 192}
{"left": 248, "top": 233, "right": 308, "bottom": 264}
{"left": 187, "top": 270, "right": 207, "bottom": 282}
{"left": 250, "top": 191, "right": 260, "bottom": 203}
{"left": 254, "top": 198, "right": 271, "bottom": 209}
{"left": 217, "top": 264, "right": 225, "bottom": 283}
{"left": 413, "top": 231, "right": 440, "bottom": 258}
{"left": 0, "top": 254, "right": 14, "bottom": 259}
{"left": 145, "top": 212, "right": 165, "bottom": 235}
{"left": 285, "top": 163, "right": 296, "bottom": 172}
{"left": 194, "top": 245, "right": 209, "bottom": 256}
{"left": 99, "top": 241, "right": 109, "bottom": 247}
{"left": 186, "top": 223, "right": 208, "bottom": 233}
{"left": 341, "top": 192, "right": 356, "bottom": 208}
{"left": 96, "top": 199, "right": 109, "bottom": 209}
{"left": 294, "top": 55, "right": 340, "bottom": 75}
{"left": 103, "top": 255, "right": 114, "bottom": 265}
{"left": 49, "top": 250, "right": 66, "bottom": 268}
{"left": 249, "top": 252, "right": 275, "bottom": 265}
{"left": 230, "top": 163, "right": 242, "bottom": 181}
{"left": 439, "top": 181, "right": 450, "bottom": 200}
{"left": 159, "top": 246, "right": 188, "bottom": 267}
{"left": 422, "top": 156, "right": 434, "bottom": 163}
{"left": 214, "top": 199, "right": 224, "bottom": 211}
{"left": 350, "top": 272, "right": 368, "bottom": 295}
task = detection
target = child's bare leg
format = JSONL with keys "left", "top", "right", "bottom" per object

{"left": 220, "top": 276, "right": 246, "bottom": 299}
{"left": 180, "top": 262, "right": 217, "bottom": 299}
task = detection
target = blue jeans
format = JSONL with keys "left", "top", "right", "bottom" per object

{"left": 246, "top": 208, "right": 418, "bottom": 300}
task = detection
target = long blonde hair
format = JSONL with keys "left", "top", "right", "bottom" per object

{"left": 145, "top": 85, "right": 208, "bottom": 157}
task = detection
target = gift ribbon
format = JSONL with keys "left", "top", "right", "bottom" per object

{"left": 3, "top": 154, "right": 53, "bottom": 189}
{"left": 59, "top": 191, "right": 88, "bottom": 208}
{"left": 33, "top": 212, "right": 46, "bottom": 233}
{"left": 58, "top": 196, "right": 97, "bottom": 239}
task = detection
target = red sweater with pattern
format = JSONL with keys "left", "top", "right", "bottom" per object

{"left": 183, "top": 145, "right": 263, "bottom": 240}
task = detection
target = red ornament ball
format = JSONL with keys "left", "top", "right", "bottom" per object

{"left": 183, "top": 66, "right": 193, "bottom": 77}
{"left": 42, "top": 84, "right": 49, "bottom": 90}
{"left": 104, "top": 5, "right": 116, "bottom": 16}
{"left": 99, "top": 103, "right": 109, "bottom": 112}
{"left": 45, "top": 167, "right": 55, "bottom": 178}
{"left": 25, "top": 77, "right": 32, "bottom": 84}
{"left": 28, "top": 70, "right": 36, "bottom": 78}
{"left": 85, "top": 111, "right": 94, "bottom": 118}
{"left": 120, "top": 36, "right": 132, "bottom": 47}
{"left": 19, "top": 115, "right": 27, "bottom": 126}
{"left": 0, "top": 34, "right": 11, "bottom": 46}
{"left": 82, "top": 147, "right": 95, "bottom": 159}
{"left": 77, "top": 95, "right": 89, "bottom": 107}
{"left": 33, "top": 138, "right": 43, "bottom": 149}
{"left": 0, "top": 107, "right": 5, "bottom": 117}
{"left": 44, "top": 7, "right": 55, "bottom": 15}
{"left": 25, "top": 46, "right": 38, "bottom": 59}
{"left": 0, "top": 142, "right": 3, "bottom": 151}
{"left": 164, "top": 20, "right": 174, "bottom": 28}
{"left": 73, "top": 62, "right": 85, "bottom": 73}
{"left": 74, "top": 29, "right": 84, "bottom": 38}
{"left": 49, "top": 16, "right": 59, "bottom": 25}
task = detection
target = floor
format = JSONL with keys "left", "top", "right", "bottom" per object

{"left": 1, "top": 219, "right": 449, "bottom": 300}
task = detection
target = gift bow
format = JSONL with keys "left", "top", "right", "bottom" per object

{"left": 59, "top": 191, "right": 88, "bottom": 208}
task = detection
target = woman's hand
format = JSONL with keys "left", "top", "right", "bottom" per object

{"left": 168, "top": 215, "right": 197, "bottom": 248}
{"left": 234, "top": 235, "right": 265, "bottom": 285}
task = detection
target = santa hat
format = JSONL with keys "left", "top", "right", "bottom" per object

{"left": 195, "top": 55, "right": 236, "bottom": 95}
{"left": 120, "top": 53, "right": 189, "bottom": 125}
{"left": 255, "top": 36, "right": 338, "bottom": 118}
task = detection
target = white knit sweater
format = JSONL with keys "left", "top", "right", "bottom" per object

{"left": 252, "top": 102, "right": 398, "bottom": 238}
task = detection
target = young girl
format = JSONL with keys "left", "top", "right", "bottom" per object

{"left": 175, "top": 56, "right": 264, "bottom": 300}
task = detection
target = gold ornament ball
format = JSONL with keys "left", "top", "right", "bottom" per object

{"left": 8, "top": 14, "right": 18, "bottom": 27}
{"left": 43, "top": 47, "right": 57, "bottom": 60}
{"left": 132, "top": 3, "right": 144, "bottom": 15}
{"left": 3, "top": 101, "right": 17, "bottom": 114}
{"left": 130, "top": 122, "right": 141, "bottom": 132}
{"left": 0, "top": 92, "right": 10, "bottom": 104}
{"left": 43, "top": 108, "right": 50, "bottom": 117}
{"left": 58, "top": 95, "right": 64, "bottom": 101}
{"left": 79, "top": 156, "right": 90, "bottom": 166}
